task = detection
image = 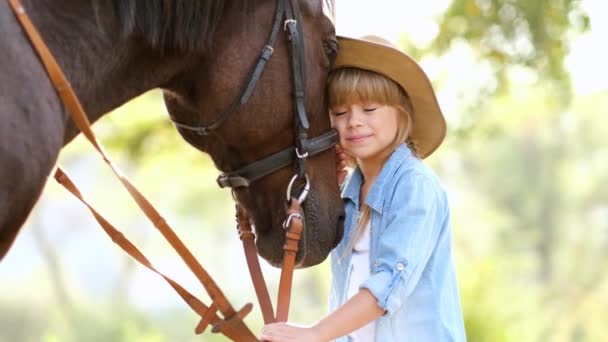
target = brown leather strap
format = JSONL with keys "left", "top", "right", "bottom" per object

{"left": 237, "top": 201, "right": 304, "bottom": 324}
{"left": 54, "top": 169, "right": 223, "bottom": 337}
{"left": 195, "top": 303, "right": 218, "bottom": 335}
{"left": 275, "top": 199, "right": 303, "bottom": 322}
{"left": 237, "top": 206, "right": 275, "bottom": 324}
{"left": 237, "top": 199, "right": 303, "bottom": 323}
{"left": 54, "top": 168, "right": 257, "bottom": 340}
{"left": 8, "top": 0, "right": 100, "bottom": 148}
{"left": 8, "top": 0, "right": 257, "bottom": 340}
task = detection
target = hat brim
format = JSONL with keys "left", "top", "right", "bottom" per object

{"left": 333, "top": 36, "right": 446, "bottom": 158}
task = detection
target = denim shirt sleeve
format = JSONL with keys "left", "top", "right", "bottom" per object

{"left": 360, "top": 172, "right": 444, "bottom": 315}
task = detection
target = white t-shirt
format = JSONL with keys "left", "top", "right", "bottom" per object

{"left": 346, "top": 220, "right": 375, "bottom": 341}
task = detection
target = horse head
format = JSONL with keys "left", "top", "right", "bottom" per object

{"left": 162, "top": 0, "right": 345, "bottom": 267}
{"left": 1, "top": 0, "right": 344, "bottom": 268}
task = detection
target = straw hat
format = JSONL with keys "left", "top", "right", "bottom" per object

{"left": 332, "top": 36, "right": 446, "bottom": 158}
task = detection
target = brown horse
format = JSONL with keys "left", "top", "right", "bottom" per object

{"left": 0, "top": 0, "right": 345, "bottom": 268}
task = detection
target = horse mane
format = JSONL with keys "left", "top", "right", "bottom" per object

{"left": 98, "top": 0, "right": 250, "bottom": 52}
{"left": 97, "top": 0, "right": 335, "bottom": 52}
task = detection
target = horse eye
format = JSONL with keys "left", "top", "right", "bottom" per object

{"left": 323, "top": 39, "right": 338, "bottom": 65}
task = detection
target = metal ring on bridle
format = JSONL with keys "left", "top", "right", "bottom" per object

{"left": 286, "top": 174, "right": 310, "bottom": 204}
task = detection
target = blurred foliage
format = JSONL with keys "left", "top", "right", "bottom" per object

{"left": 422, "top": 2, "right": 605, "bottom": 339}
{"left": 428, "top": 0, "right": 590, "bottom": 139}
{"left": 435, "top": 0, "right": 589, "bottom": 81}
{"left": 439, "top": 87, "right": 608, "bottom": 341}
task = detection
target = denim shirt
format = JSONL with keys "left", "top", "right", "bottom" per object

{"left": 329, "top": 144, "right": 466, "bottom": 341}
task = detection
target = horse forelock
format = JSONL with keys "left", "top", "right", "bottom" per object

{"left": 97, "top": 0, "right": 256, "bottom": 52}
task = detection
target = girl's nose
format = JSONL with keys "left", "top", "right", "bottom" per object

{"left": 347, "top": 108, "right": 364, "bottom": 128}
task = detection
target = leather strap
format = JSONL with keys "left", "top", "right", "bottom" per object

{"left": 237, "top": 206, "right": 275, "bottom": 324}
{"left": 217, "top": 129, "right": 337, "bottom": 188}
{"left": 54, "top": 169, "right": 250, "bottom": 340}
{"left": 237, "top": 200, "right": 303, "bottom": 324}
{"left": 275, "top": 199, "right": 303, "bottom": 322}
{"left": 170, "top": 0, "right": 286, "bottom": 135}
{"left": 174, "top": 0, "right": 338, "bottom": 191}
{"left": 8, "top": 0, "right": 257, "bottom": 340}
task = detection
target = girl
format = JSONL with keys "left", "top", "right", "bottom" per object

{"left": 261, "top": 36, "right": 466, "bottom": 342}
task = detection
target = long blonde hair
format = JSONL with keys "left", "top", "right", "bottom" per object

{"left": 328, "top": 67, "right": 419, "bottom": 252}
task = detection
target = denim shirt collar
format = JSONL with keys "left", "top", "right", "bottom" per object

{"left": 343, "top": 144, "right": 413, "bottom": 214}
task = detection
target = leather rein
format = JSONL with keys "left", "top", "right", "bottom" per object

{"left": 8, "top": 0, "right": 337, "bottom": 340}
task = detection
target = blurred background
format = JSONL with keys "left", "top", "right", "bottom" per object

{"left": 2, "top": 0, "right": 607, "bottom": 341}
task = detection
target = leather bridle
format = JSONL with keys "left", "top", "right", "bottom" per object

{"left": 8, "top": 0, "right": 337, "bottom": 340}
{"left": 170, "top": 0, "right": 338, "bottom": 191}
{"left": 173, "top": 0, "right": 339, "bottom": 325}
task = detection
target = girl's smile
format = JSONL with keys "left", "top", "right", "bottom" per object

{"left": 346, "top": 133, "right": 373, "bottom": 143}
{"left": 330, "top": 102, "right": 399, "bottom": 163}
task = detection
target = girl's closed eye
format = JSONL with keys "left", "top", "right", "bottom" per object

{"left": 331, "top": 107, "right": 348, "bottom": 116}
{"left": 362, "top": 102, "right": 381, "bottom": 112}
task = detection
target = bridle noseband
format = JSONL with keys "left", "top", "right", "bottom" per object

{"left": 170, "top": 0, "right": 338, "bottom": 198}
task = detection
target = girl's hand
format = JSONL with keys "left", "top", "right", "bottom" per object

{"left": 336, "top": 145, "right": 348, "bottom": 185}
{"left": 260, "top": 322, "right": 325, "bottom": 342}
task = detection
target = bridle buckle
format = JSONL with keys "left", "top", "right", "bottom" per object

{"left": 261, "top": 45, "right": 274, "bottom": 60}
{"left": 282, "top": 212, "right": 303, "bottom": 229}
{"left": 295, "top": 148, "right": 308, "bottom": 159}
{"left": 284, "top": 19, "right": 297, "bottom": 31}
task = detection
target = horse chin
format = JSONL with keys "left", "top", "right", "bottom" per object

{"left": 256, "top": 232, "right": 324, "bottom": 269}
{"left": 254, "top": 218, "right": 312, "bottom": 267}
{"left": 255, "top": 228, "right": 293, "bottom": 268}
{"left": 255, "top": 197, "right": 345, "bottom": 269}
{"left": 256, "top": 232, "right": 336, "bottom": 269}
